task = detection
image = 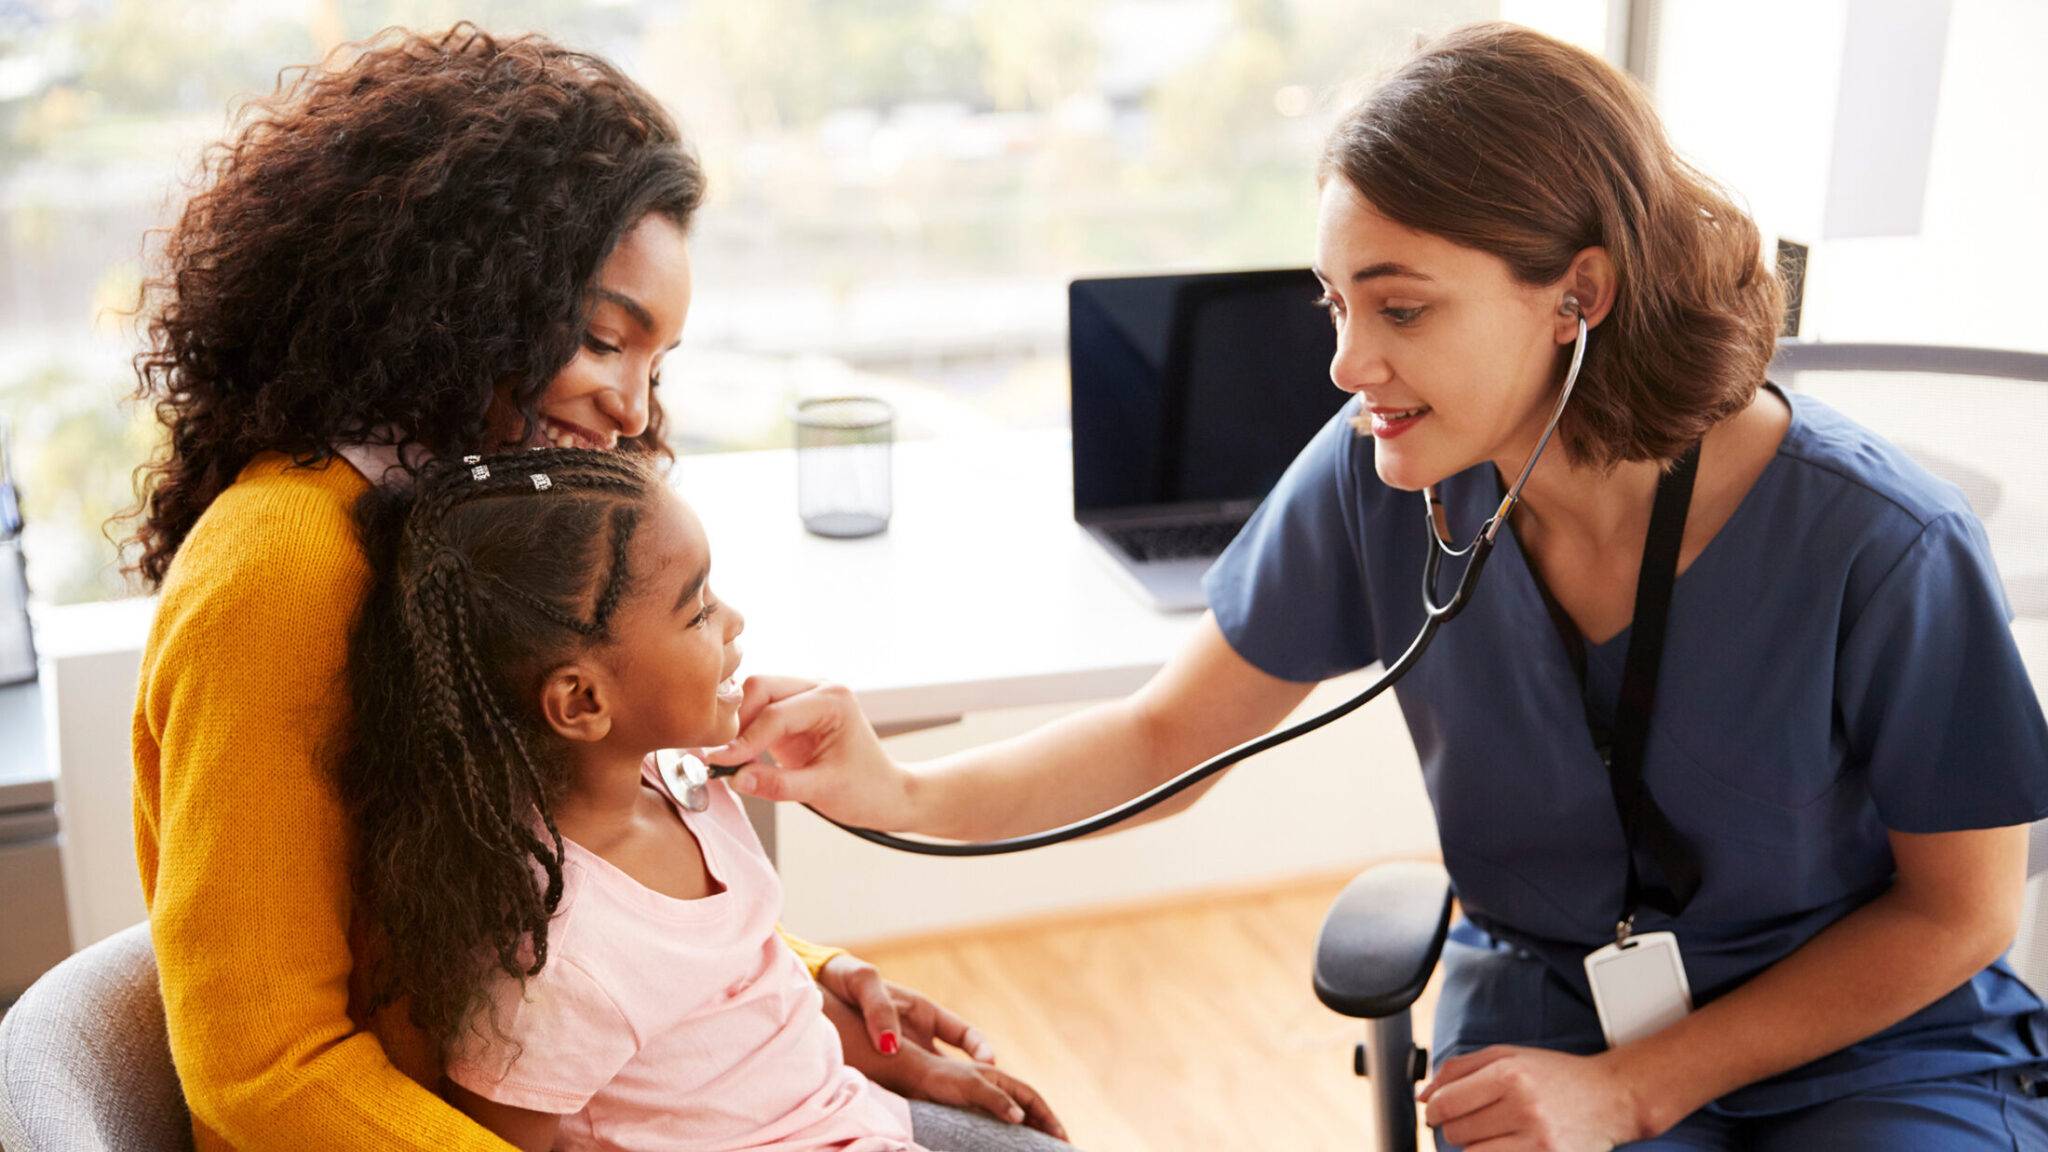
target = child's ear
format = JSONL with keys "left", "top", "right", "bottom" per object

{"left": 538, "top": 663, "right": 613, "bottom": 743}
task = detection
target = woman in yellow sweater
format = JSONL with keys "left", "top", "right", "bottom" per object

{"left": 126, "top": 26, "right": 1036, "bottom": 1151}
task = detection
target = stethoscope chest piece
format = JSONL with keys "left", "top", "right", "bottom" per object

{"left": 656, "top": 748, "right": 712, "bottom": 813}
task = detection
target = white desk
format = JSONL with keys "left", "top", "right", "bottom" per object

{"left": 674, "top": 430, "right": 1203, "bottom": 729}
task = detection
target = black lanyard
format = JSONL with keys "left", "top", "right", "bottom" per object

{"left": 1523, "top": 442, "right": 1705, "bottom": 941}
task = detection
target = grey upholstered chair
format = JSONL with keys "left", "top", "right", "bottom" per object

{"left": 1313, "top": 342, "right": 2048, "bottom": 1151}
{"left": 0, "top": 921, "right": 193, "bottom": 1152}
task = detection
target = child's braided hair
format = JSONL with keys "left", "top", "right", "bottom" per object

{"left": 340, "top": 446, "right": 661, "bottom": 1050}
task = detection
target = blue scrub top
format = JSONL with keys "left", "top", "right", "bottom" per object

{"left": 1204, "top": 388, "right": 2048, "bottom": 1115}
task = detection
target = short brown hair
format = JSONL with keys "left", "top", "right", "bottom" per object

{"left": 1321, "top": 22, "right": 1782, "bottom": 467}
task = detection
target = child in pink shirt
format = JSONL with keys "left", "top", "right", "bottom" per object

{"left": 339, "top": 449, "right": 1070, "bottom": 1152}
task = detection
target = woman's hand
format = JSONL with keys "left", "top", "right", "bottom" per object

{"left": 705, "top": 675, "right": 918, "bottom": 830}
{"left": 818, "top": 953, "right": 997, "bottom": 1064}
{"left": 813, "top": 960, "right": 1068, "bottom": 1141}
{"left": 1419, "top": 1046, "right": 1652, "bottom": 1151}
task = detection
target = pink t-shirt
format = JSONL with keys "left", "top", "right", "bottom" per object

{"left": 447, "top": 761, "right": 921, "bottom": 1152}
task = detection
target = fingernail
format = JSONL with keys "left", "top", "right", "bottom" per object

{"left": 734, "top": 771, "right": 756, "bottom": 794}
{"left": 879, "top": 1031, "right": 899, "bottom": 1056}
{"left": 1007, "top": 1106, "right": 1025, "bottom": 1123}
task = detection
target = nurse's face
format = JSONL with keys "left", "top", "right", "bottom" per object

{"left": 1312, "top": 178, "right": 1578, "bottom": 492}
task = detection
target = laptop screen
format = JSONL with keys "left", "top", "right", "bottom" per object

{"left": 1069, "top": 269, "right": 1347, "bottom": 519}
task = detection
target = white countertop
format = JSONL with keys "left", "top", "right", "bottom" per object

{"left": 674, "top": 429, "right": 1202, "bottom": 727}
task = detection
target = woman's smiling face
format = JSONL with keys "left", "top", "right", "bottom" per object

{"left": 491, "top": 211, "right": 693, "bottom": 453}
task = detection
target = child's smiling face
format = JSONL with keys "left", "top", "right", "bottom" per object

{"left": 538, "top": 485, "right": 747, "bottom": 757}
{"left": 605, "top": 488, "right": 747, "bottom": 752}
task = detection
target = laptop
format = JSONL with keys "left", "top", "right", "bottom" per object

{"left": 1069, "top": 268, "right": 1347, "bottom": 611}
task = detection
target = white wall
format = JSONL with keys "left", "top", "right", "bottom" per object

{"left": 1810, "top": 0, "right": 2048, "bottom": 350}
{"left": 38, "top": 599, "right": 155, "bottom": 948}
{"left": 1653, "top": 0, "right": 2048, "bottom": 351}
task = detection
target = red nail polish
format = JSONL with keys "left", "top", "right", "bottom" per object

{"left": 879, "top": 1031, "right": 899, "bottom": 1055}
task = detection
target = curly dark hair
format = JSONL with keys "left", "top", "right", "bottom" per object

{"left": 126, "top": 24, "right": 703, "bottom": 588}
{"left": 342, "top": 446, "right": 660, "bottom": 1051}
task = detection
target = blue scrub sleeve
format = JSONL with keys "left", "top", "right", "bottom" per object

{"left": 1202, "top": 401, "right": 1379, "bottom": 682}
{"left": 1836, "top": 510, "right": 2048, "bottom": 832}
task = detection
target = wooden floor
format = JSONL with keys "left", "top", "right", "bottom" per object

{"left": 853, "top": 868, "right": 1441, "bottom": 1152}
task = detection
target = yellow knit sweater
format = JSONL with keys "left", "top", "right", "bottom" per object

{"left": 133, "top": 453, "right": 842, "bottom": 1151}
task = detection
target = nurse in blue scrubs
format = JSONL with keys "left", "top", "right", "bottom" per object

{"left": 714, "top": 22, "right": 2048, "bottom": 1151}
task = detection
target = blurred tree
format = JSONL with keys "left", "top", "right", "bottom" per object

{"left": 674, "top": 0, "right": 984, "bottom": 133}
{"left": 1, "top": 358, "right": 155, "bottom": 604}
{"left": 78, "top": 0, "right": 310, "bottom": 117}
{"left": 970, "top": 0, "right": 1099, "bottom": 112}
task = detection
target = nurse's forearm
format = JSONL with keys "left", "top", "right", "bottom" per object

{"left": 902, "top": 616, "right": 1313, "bottom": 842}
{"left": 908, "top": 696, "right": 1185, "bottom": 841}
{"left": 1611, "top": 879, "right": 2019, "bottom": 1134}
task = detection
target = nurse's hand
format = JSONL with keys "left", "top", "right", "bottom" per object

{"left": 705, "top": 675, "right": 919, "bottom": 830}
{"left": 1418, "top": 1046, "right": 1652, "bottom": 1151}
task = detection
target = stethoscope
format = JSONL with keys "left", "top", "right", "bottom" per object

{"left": 670, "top": 307, "right": 1591, "bottom": 856}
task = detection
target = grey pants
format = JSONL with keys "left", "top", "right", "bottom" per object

{"left": 908, "top": 1100, "right": 1079, "bottom": 1151}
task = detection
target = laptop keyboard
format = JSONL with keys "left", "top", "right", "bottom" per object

{"left": 1104, "top": 517, "right": 1250, "bottom": 563}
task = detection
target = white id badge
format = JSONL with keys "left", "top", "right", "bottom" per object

{"left": 1584, "top": 930, "right": 1693, "bottom": 1049}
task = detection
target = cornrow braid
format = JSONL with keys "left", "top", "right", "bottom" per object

{"left": 588, "top": 504, "right": 641, "bottom": 636}
{"left": 338, "top": 445, "right": 664, "bottom": 1051}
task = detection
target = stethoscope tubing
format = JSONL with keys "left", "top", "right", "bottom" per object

{"left": 819, "top": 317, "right": 1586, "bottom": 857}
{"left": 811, "top": 487, "right": 1500, "bottom": 857}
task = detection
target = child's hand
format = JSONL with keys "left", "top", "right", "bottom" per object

{"left": 884, "top": 1046, "right": 1069, "bottom": 1142}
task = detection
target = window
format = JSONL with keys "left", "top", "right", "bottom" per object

{"left": 10, "top": 0, "right": 1637, "bottom": 605}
